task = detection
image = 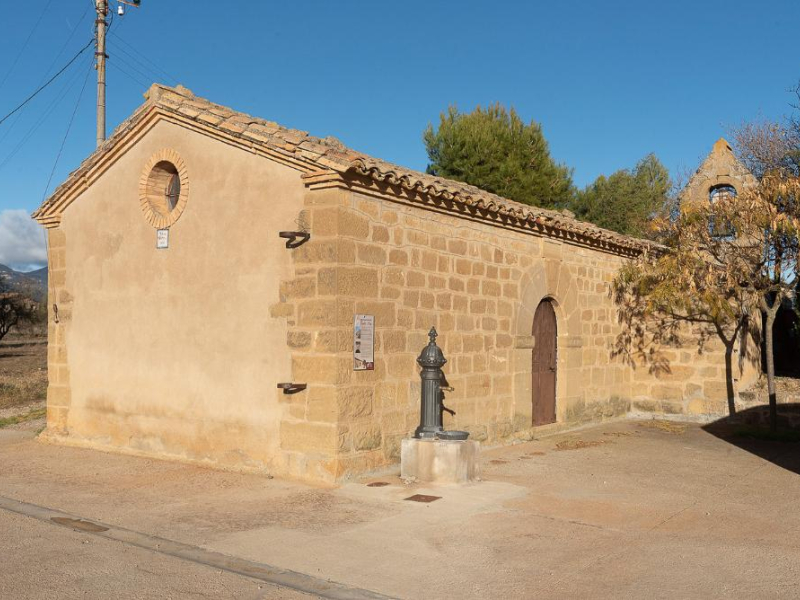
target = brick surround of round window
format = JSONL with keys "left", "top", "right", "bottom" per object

{"left": 139, "top": 149, "right": 189, "bottom": 228}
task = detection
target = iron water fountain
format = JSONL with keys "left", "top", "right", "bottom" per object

{"left": 401, "top": 327, "right": 480, "bottom": 483}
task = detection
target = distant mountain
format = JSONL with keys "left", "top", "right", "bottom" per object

{"left": 25, "top": 266, "right": 48, "bottom": 285}
{"left": 0, "top": 264, "right": 47, "bottom": 302}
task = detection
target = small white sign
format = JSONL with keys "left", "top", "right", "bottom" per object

{"left": 353, "top": 314, "right": 375, "bottom": 371}
{"left": 156, "top": 228, "right": 169, "bottom": 249}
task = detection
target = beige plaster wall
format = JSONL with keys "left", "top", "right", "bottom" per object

{"left": 47, "top": 120, "right": 305, "bottom": 476}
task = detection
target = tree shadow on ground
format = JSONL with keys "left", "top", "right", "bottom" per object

{"left": 702, "top": 404, "right": 800, "bottom": 476}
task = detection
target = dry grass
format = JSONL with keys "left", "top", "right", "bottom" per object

{"left": 0, "top": 380, "right": 47, "bottom": 410}
{"left": 554, "top": 439, "right": 612, "bottom": 451}
{"left": 638, "top": 420, "right": 687, "bottom": 434}
{"left": 0, "top": 407, "right": 46, "bottom": 429}
{"left": 0, "top": 336, "right": 47, "bottom": 411}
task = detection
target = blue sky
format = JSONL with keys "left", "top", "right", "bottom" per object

{"left": 0, "top": 0, "right": 798, "bottom": 269}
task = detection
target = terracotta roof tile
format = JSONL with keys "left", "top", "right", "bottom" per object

{"left": 33, "top": 83, "right": 654, "bottom": 253}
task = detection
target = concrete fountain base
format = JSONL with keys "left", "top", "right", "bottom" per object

{"left": 400, "top": 438, "right": 480, "bottom": 484}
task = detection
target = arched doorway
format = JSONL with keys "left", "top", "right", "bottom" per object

{"left": 532, "top": 299, "right": 557, "bottom": 426}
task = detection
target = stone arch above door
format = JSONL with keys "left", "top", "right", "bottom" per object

{"left": 512, "top": 259, "right": 582, "bottom": 431}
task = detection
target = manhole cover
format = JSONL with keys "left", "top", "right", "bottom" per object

{"left": 367, "top": 482, "right": 390, "bottom": 487}
{"left": 50, "top": 517, "right": 109, "bottom": 533}
{"left": 404, "top": 494, "right": 441, "bottom": 503}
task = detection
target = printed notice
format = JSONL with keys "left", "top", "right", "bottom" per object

{"left": 353, "top": 314, "right": 375, "bottom": 371}
{"left": 156, "top": 228, "right": 169, "bottom": 249}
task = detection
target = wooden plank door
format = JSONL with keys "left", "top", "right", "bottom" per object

{"left": 532, "top": 299, "right": 557, "bottom": 426}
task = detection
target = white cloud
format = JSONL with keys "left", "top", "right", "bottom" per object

{"left": 0, "top": 209, "right": 47, "bottom": 271}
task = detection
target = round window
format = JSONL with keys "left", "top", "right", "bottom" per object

{"left": 139, "top": 150, "right": 189, "bottom": 228}
{"left": 146, "top": 161, "right": 180, "bottom": 216}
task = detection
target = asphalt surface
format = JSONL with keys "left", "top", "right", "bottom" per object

{"left": 0, "top": 509, "right": 308, "bottom": 600}
{"left": 2, "top": 417, "right": 800, "bottom": 599}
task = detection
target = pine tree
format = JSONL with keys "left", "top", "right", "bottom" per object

{"left": 571, "top": 154, "right": 671, "bottom": 238}
{"left": 423, "top": 104, "right": 574, "bottom": 209}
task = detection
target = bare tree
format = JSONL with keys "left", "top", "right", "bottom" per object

{"left": 613, "top": 123, "right": 800, "bottom": 430}
{"left": 0, "top": 279, "right": 38, "bottom": 343}
{"left": 730, "top": 121, "right": 800, "bottom": 430}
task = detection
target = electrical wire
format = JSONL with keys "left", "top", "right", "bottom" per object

{"left": 43, "top": 2, "right": 95, "bottom": 82}
{"left": 109, "top": 48, "right": 156, "bottom": 86}
{"left": 0, "top": 0, "right": 57, "bottom": 92}
{"left": 109, "top": 30, "right": 178, "bottom": 85}
{"left": 0, "top": 53, "right": 93, "bottom": 172}
{"left": 41, "top": 61, "right": 94, "bottom": 201}
{"left": 108, "top": 60, "right": 150, "bottom": 89}
{"left": 107, "top": 41, "right": 166, "bottom": 86}
{"left": 0, "top": 2, "right": 94, "bottom": 147}
{"left": 0, "top": 38, "right": 94, "bottom": 128}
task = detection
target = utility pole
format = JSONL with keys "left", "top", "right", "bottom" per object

{"left": 95, "top": 0, "right": 108, "bottom": 148}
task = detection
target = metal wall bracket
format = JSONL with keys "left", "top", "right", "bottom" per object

{"left": 277, "top": 382, "right": 307, "bottom": 394}
{"left": 279, "top": 231, "right": 310, "bottom": 249}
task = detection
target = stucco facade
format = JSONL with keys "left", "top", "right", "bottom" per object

{"left": 34, "top": 85, "right": 759, "bottom": 483}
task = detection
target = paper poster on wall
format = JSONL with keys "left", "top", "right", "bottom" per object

{"left": 353, "top": 314, "right": 375, "bottom": 371}
{"left": 156, "top": 228, "right": 169, "bottom": 249}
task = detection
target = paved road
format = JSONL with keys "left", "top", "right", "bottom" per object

{"left": 0, "top": 509, "right": 308, "bottom": 600}
{"left": 3, "top": 418, "right": 800, "bottom": 599}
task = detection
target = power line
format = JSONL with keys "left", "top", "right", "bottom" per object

{"left": 108, "top": 60, "right": 150, "bottom": 89}
{"left": 0, "top": 54, "right": 90, "bottom": 163}
{"left": 0, "top": 0, "right": 57, "bottom": 92}
{"left": 109, "top": 30, "right": 178, "bottom": 85}
{"left": 0, "top": 39, "right": 94, "bottom": 128}
{"left": 0, "top": 54, "right": 93, "bottom": 172}
{"left": 42, "top": 2, "right": 95, "bottom": 81}
{"left": 109, "top": 46, "right": 157, "bottom": 86}
{"left": 107, "top": 40, "right": 169, "bottom": 85}
{"left": 0, "top": 3, "right": 94, "bottom": 147}
{"left": 42, "top": 61, "right": 94, "bottom": 201}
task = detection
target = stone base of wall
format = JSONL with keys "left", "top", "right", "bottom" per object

{"left": 42, "top": 394, "right": 795, "bottom": 483}
{"left": 738, "top": 376, "right": 800, "bottom": 407}
{"left": 726, "top": 405, "right": 800, "bottom": 430}
{"left": 38, "top": 429, "right": 340, "bottom": 487}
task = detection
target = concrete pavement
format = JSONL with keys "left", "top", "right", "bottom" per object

{"left": 1, "top": 417, "right": 799, "bottom": 599}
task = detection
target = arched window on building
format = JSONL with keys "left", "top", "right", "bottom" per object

{"left": 709, "top": 184, "right": 737, "bottom": 203}
{"left": 708, "top": 184, "right": 737, "bottom": 239}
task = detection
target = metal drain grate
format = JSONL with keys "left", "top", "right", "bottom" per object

{"left": 404, "top": 494, "right": 441, "bottom": 503}
{"left": 51, "top": 517, "right": 109, "bottom": 533}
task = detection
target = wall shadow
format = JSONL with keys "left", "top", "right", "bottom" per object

{"left": 766, "top": 298, "right": 799, "bottom": 377}
{"left": 702, "top": 404, "right": 800, "bottom": 476}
